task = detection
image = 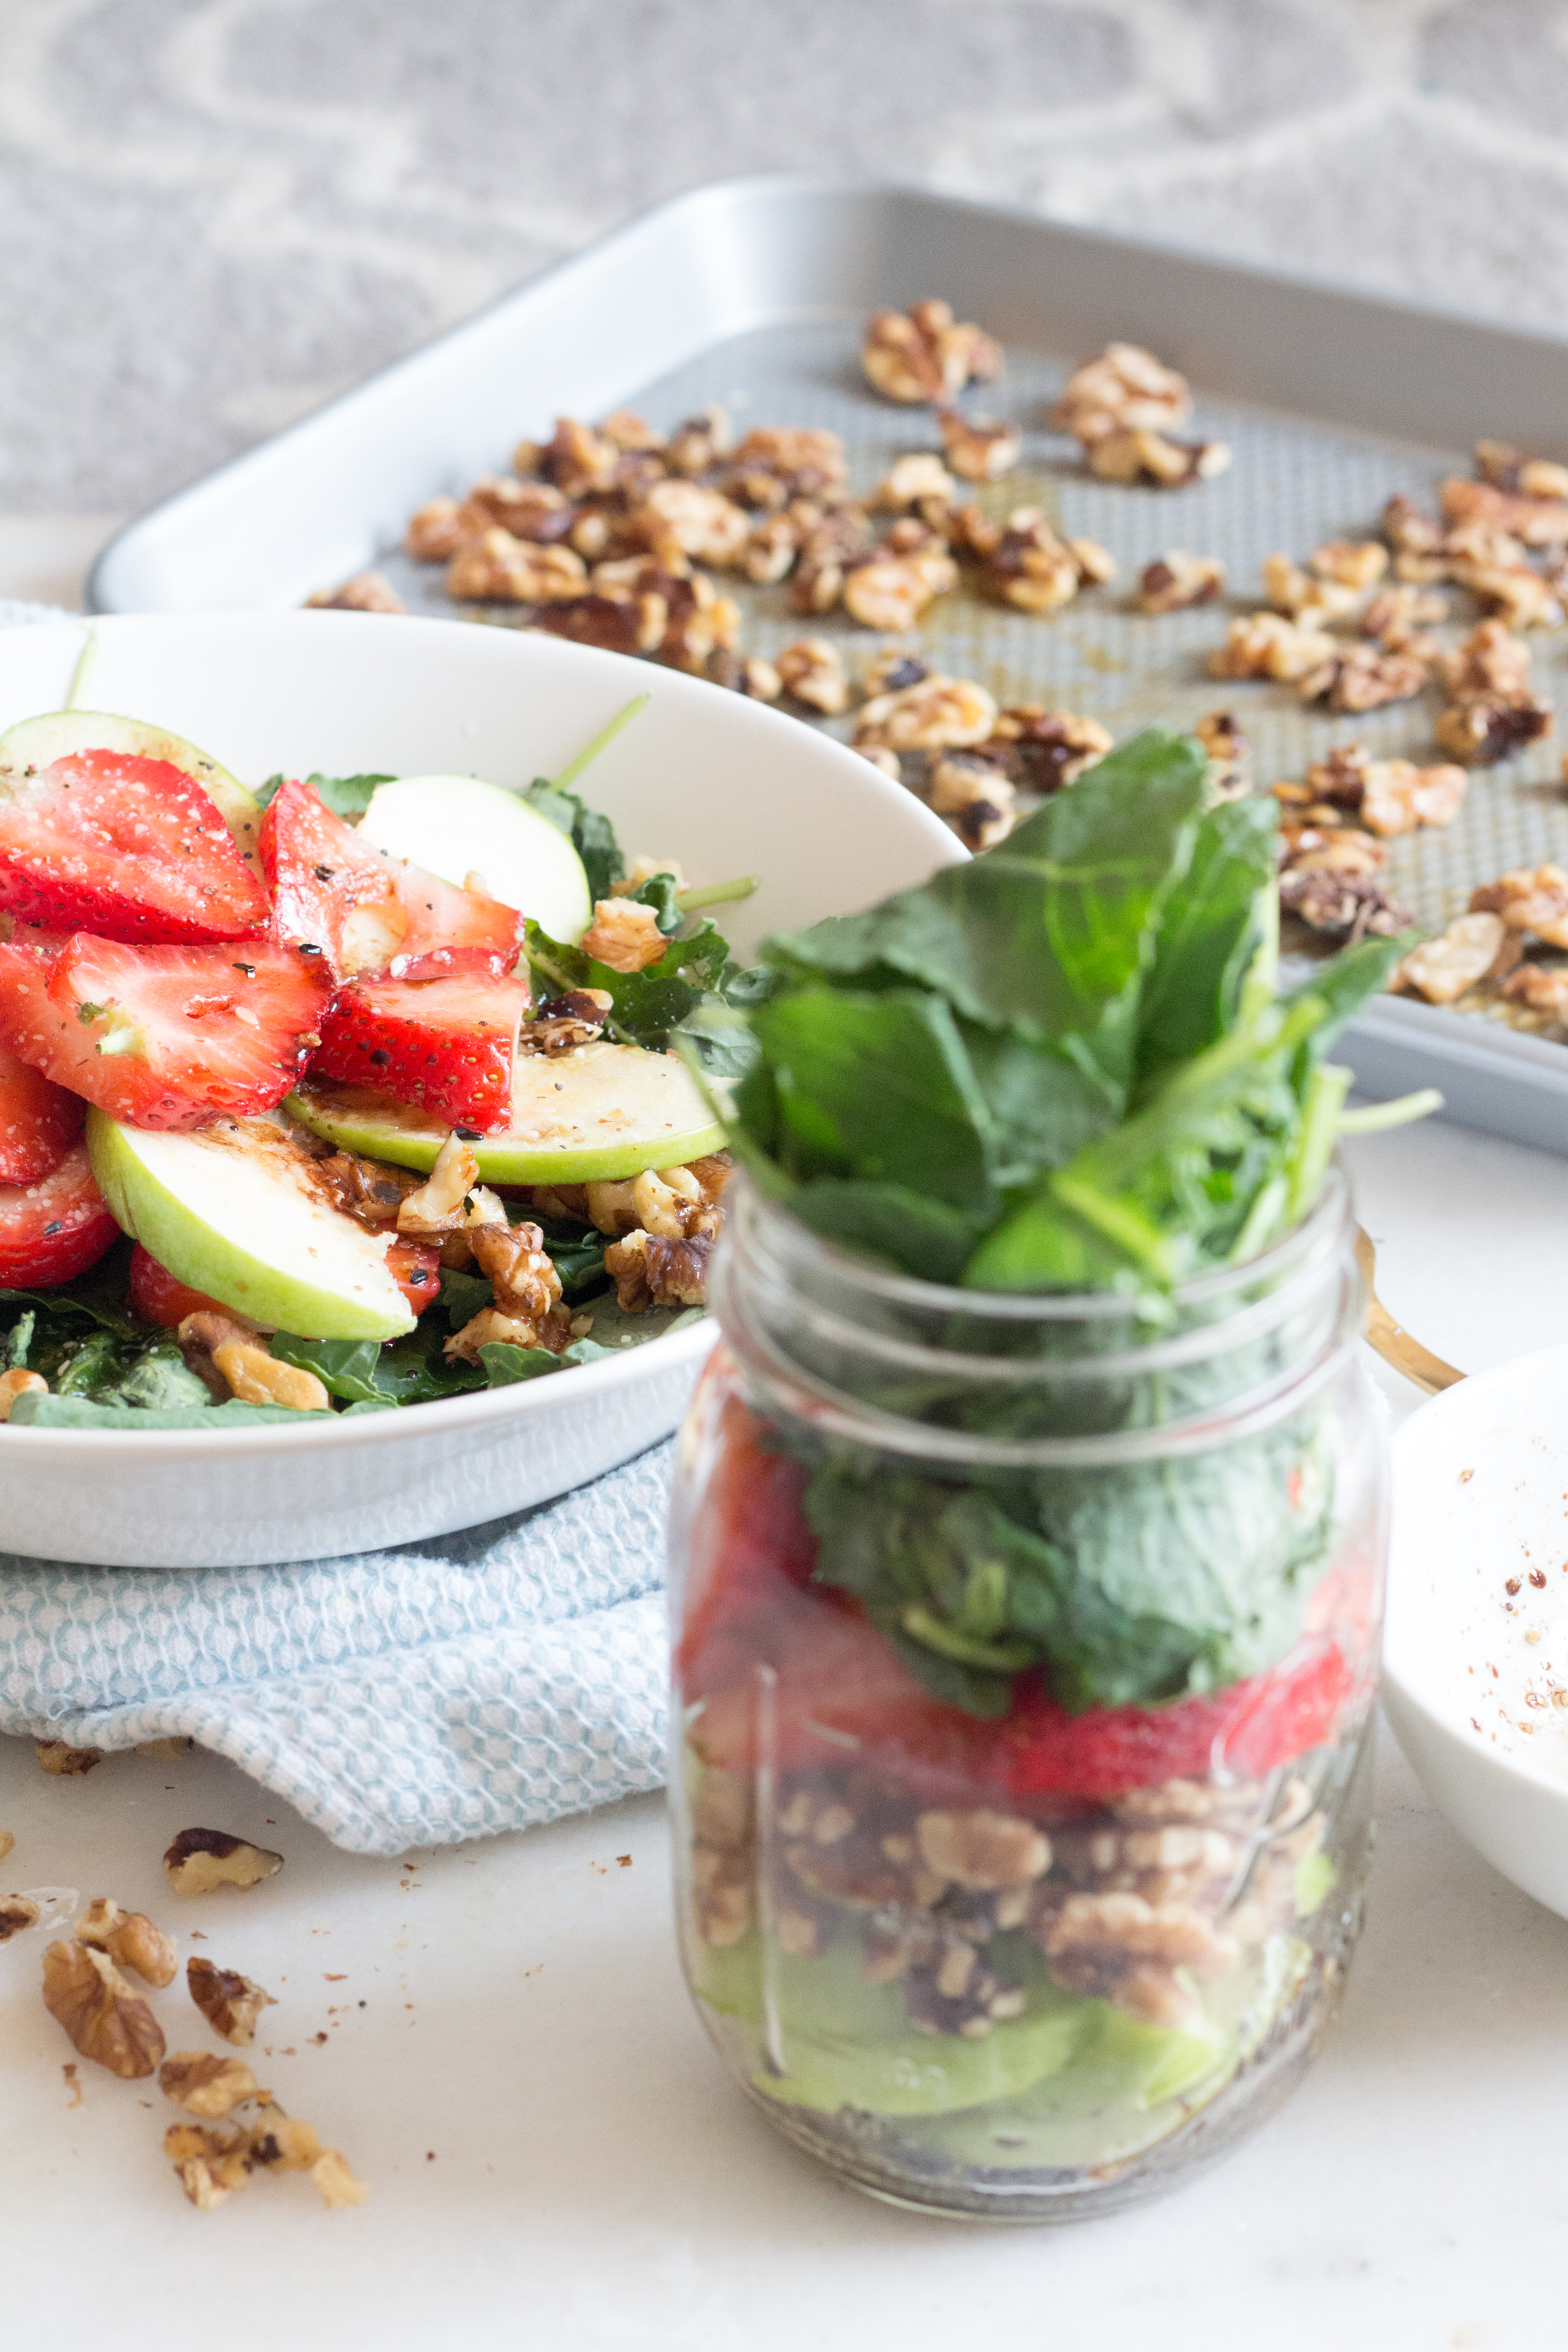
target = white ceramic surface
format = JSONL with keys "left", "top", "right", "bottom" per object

{"left": 0, "top": 610, "right": 960, "bottom": 1567}
{"left": 1384, "top": 1343, "right": 1568, "bottom": 1921}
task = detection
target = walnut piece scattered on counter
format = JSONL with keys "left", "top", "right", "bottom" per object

{"left": 162, "top": 1828, "right": 284, "bottom": 1897}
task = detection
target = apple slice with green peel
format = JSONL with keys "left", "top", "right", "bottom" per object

{"left": 0, "top": 711, "right": 265, "bottom": 878}
{"left": 356, "top": 775, "right": 593, "bottom": 942}
{"left": 87, "top": 1106, "right": 415, "bottom": 1340}
{"left": 289, "top": 1038, "right": 726, "bottom": 1183}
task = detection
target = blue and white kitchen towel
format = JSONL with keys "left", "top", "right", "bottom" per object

{"left": 0, "top": 1441, "right": 676, "bottom": 1855}
{"left": 0, "top": 598, "right": 672, "bottom": 1856}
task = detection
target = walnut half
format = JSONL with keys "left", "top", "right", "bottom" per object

{"left": 188, "top": 1953, "right": 277, "bottom": 2046}
{"left": 160, "top": 2050, "right": 261, "bottom": 2117}
{"left": 43, "top": 1938, "right": 166, "bottom": 2078}
{"left": 163, "top": 1828, "right": 284, "bottom": 1897}
{"left": 77, "top": 1897, "right": 178, "bottom": 1987}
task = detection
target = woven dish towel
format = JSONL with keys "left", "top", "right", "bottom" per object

{"left": 0, "top": 599, "right": 674, "bottom": 1855}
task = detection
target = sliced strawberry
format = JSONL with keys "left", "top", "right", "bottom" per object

{"left": 311, "top": 972, "right": 528, "bottom": 1132}
{"left": 0, "top": 748, "right": 270, "bottom": 945}
{"left": 0, "top": 934, "right": 332, "bottom": 1132}
{"left": 127, "top": 1241, "right": 227, "bottom": 1330}
{"left": 0, "top": 1142, "right": 119, "bottom": 1286}
{"left": 261, "top": 781, "right": 524, "bottom": 982}
{"left": 386, "top": 1236, "right": 441, "bottom": 1316}
{"left": 0, "top": 1046, "right": 84, "bottom": 1183}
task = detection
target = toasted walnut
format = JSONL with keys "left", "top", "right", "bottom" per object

{"left": 1041, "top": 1891, "right": 1235, "bottom": 2027}
{"left": 532, "top": 416, "right": 618, "bottom": 498}
{"left": 973, "top": 508, "right": 1080, "bottom": 614}
{"left": 1467, "top": 563, "right": 1563, "bottom": 629}
{"left": 520, "top": 989, "right": 613, "bottom": 1055}
{"left": 0, "top": 1894, "right": 39, "bottom": 1941}
{"left": 160, "top": 2050, "right": 260, "bottom": 2117}
{"left": 76, "top": 1898, "right": 177, "bottom": 1988}
{"left": 1435, "top": 693, "right": 1553, "bottom": 766}
{"left": 1087, "top": 429, "right": 1230, "bottom": 487}
{"left": 936, "top": 407, "right": 1019, "bottom": 483}
{"left": 163, "top": 1828, "right": 284, "bottom": 1897}
{"left": 631, "top": 1164, "right": 724, "bottom": 1242}
{"left": 1501, "top": 963, "right": 1568, "bottom": 1018}
{"left": 1307, "top": 748, "right": 1467, "bottom": 837}
{"left": 0, "top": 1365, "right": 46, "bottom": 1420}
{"left": 304, "top": 571, "right": 404, "bottom": 615}
{"left": 445, "top": 1303, "right": 569, "bottom": 1365}
{"left": 1210, "top": 611, "right": 1338, "bottom": 682}
{"left": 988, "top": 704, "right": 1112, "bottom": 793}
{"left": 34, "top": 1737, "right": 100, "bottom": 1775}
{"left": 1312, "top": 538, "right": 1388, "bottom": 592}
{"left": 661, "top": 403, "right": 732, "bottom": 477}
{"left": 1297, "top": 644, "right": 1429, "bottom": 712}
{"left": 220, "top": 1336, "right": 329, "bottom": 1412}
{"left": 1193, "top": 710, "right": 1250, "bottom": 798}
{"left": 843, "top": 548, "right": 956, "bottom": 630}
{"left": 1441, "top": 473, "right": 1568, "bottom": 549}
{"left": 1361, "top": 583, "right": 1448, "bottom": 649}
{"left": 1262, "top": 553, "right": 1357, "bottom": 625}
{"left": 871, "top": 452, "right": 957, "bottom": 512}
{"left": 1437, "top": 619, "right": 1534, "bottom": 701}
{"left": 1278, "top": 867, "right": 1412, "bottom": 943}
{"left": 394, "top": 1132, "right": 480, "bottom": 1240}
{"left": 466, "top": 475, "right": 573, "bottom": 542}
{"left": 740, "top": 513, "right": 801, "bottom": 586}
{"left": 1475, "top": 439, "right": 1568, "bottom": 499}
{"left": 728, "top": 426, "right": 847, "bottom": 500}
{"left": 579, "top": 898, "right": 667, "bottom": 974}
{"left": 470, "top": 1220, "right": 563, "bottom": 1323}
{"left": 855, "top": 673, "right": 997, "bottom": 753}
{"left": 1052, "top": 342, "right": 1190, "bottom": 443}
{"left": 916, "top": 1810, "right": 1051, "bottom": 1891}
{"left": 603, "top": 1229, "right": 712, "bottom": 1311}
{"left": 446, "top": 529, "right": 587, "bottom": 604}
{"left": 43, "top": 1938, "right": 165, "bottom": 2078}
{"left": 859, "top": 650, "right": 929, "bottom": 699}
{"left": 1395, "top": 912, "right": 1520, "bottom": 1004}
{"left": 405, "top": 497, "right": 477, "bottom": 562}
{"left": 311, "top": 1150, "right": 421, "bottom": 1230}
{"left": 862, "top": 300, "right": 1002, "bottom": 404}
{"left": 165, "top": 2121, "right": 253, "bottom": 2210}
{"left": 600, "top": 407, "right": 663, "bottom": 455}
{"left": 534, "top": 591, "right": 670, "bottom": 655}
{"left": 926, "top": 754, "right": 1016, "bottom": 851}
{"left": 788, "top": 508, "right": 878, "bottom": 615}
{"left": 186, "top": 1953, "right": 276, "bottom": 2046}
{"left": 1136, "top": 550, "right": 1226, "bottom": 613}
{"left": 1279, "top": 821, "right": 1387, "bottom": 877}
{"left": 637, "top": 480, "right": 750, "bottom": 568}
{"left": 1470, "top": 865, "right": 1568, "bottom": 948}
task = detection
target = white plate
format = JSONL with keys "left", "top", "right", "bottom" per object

{"left": 1385, "top": 1344, "right": 1568, "bottom": 1919}
{"left": 0, "top": 610, "right": 961, "bottom": 1566}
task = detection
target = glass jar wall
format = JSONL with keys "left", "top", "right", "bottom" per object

{"left": 667, "top": 1171, "right": 1384, "bottom": 2221}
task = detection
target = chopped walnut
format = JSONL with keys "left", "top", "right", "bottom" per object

{"left": 580, "top": 897, "right": 668, "bottom": 974}
{"left": 1297, "top": 643, "right": 1429, "bottom": 713}
{"left": 860, "top": 649, "right": 930, "bottom": 699}
{"left": 915, "top": 1809, "right": 1050, "bottom": 1891}
{"left": 1279, "top": 822, "right": 1387, "bottom": 877}
{"left": 1193, "top": 710, "right": 1250, "bottom": 798}
{"left": 637, "top": 480, "right": 750, "bottom": 568}
{"left": 1313, "top": 538, "right": 1389, "bottom": 591}
{"left": 788, "top": 508, "right": 878, "bottom": 615}
{"left": 1303, "top": 745, "right": 1466, "bottom": 836}
{"left": 741, "top": 514, "right": 800, "bottom": 585}
{"left": 1278, "top": 867, "right": 1412, "bottom": 943}
{"left": 1210, "top": 611, "right": 1338, "bottom": 683}
{"left": 34, "top": 1737, "right": 100, "bottom": 1775}
{"left": 163, "top": 1828, "right": 284, "bottom": 1897}
{"left": 631, "top": 1163, "right": 725, "bottom": 1242}
{"left": 603, "top": 1228, "right": 712, "bottom": 1310}
{"left": 872, "top": 452, "right": 957, "bottom": 511}
{"left": 1040, "top": 1891, "right": 1235, "bottom": 2028}
{"left": 976, "top": 508, "right": 1080, "bottom": 614}
{"left": 1051, "top": 342, "right": 1191, "bottom": 443}
{"left": 1136, "top": 550, "right": 1226, "bottom": 613}
{"left": 0, "top": 1894, "right": 39, "bottom": 1941}
{"left": 862, "top": 300, "right": 1001, "bottom": 404}
{"left": 1468, "top": 563, "right": 1563, "bottom": 629}
{"left": 1436, "top": 618, "right": 1534, "bottom": 701}
{"left": 858, "top": 744, "right": 902, "bottom": 780}
{"left": 248, "top": 2113, "right": 323, "bottom": 2172}
{"left": 706, "top": 649, "right": 783, "bottom": 700}
{"left": 1361, "top": 583, "right": 1448, "bottom": 649}
{"left": 521, "top": 989, "right": 614, "bottom": 1054}
{"left": 531, "top": 591, "right": 669, "bottom": 656}
{"left": 311, "top": 2147, "right": 370, "bottom": 2209}
{"left": 445, "top": 1303, "right": 571, "bottom": 1365}
{"left": 926, "top": 753, "right": 1017, "bottom": 851}
{"left": 1262, "top": 553, "right": 1358, "bottom": 625}
{"left": 600, "top": 407, "right": 664, "bottom": 455}
{"left": 662, "top": 403, "right": 732, "bottom": 476}
{"left": 1087, "top": 430, "right": 1230, "bottom": 487}
{"left": 531, "top": 416, "right": 618, "bottom": 498}
{"left": 470, "top": 1220, "right": 563, "bottom": 1323}
{"left": 1394, "top": 912, "right": 1520, "bottom": 1004}
{"left": 76, "top": 1898, "right": 178, "bottom": 1988}
{"left": 466, "top": 475, "right": 573, "bottom": 543}
{"left": 446, "top": 529, "right": 588, "bottom": 604}
{"left": 175, "top": 1313, "right": 328, "bottom": 1413}
{"left": 43, "top": 1938, "right": 165, "bottom": 2078}
{"left": 1435, "top": 693, "right": 1553, "bottom": 766}
{"left": 1442, "top": 473, "right": 1568, "bottom": 549}
{"left": 730, "top": 426, "right": 848, "bottom": 499}
{"left": 304, "top": 571, "right": 405, "bottom": 616}
{"left": 936, "top": 407, "right": 1020, "bottom": 483}
{"left": 405, "top": 497, "right": 479, "bottom": 562}
{"left": 0, "top": 1366, "right": 46, "bottom": 1419}
{"left": 1502, "top": 963, "right": 1568, "bottom": 1017}
{"left": 1474, "top": 440, "right": 1568, "bottom": 499}
{"left": 165, "top": 2121, "right": 253, "bottom": 2210}
{"left": 987, "top": 704, "right": 1112, "bottom": 794}
{"left": 160, "top": 2050, "right": 260, "bottom": 2117}
{"left": 1470, "top": 865, "right": 1568, "bottom": 949}
{"left": 187, "top": 1954, "right": 277, "bottom": 2045}
{"left": 843, "top": 547, "right": 956, "bottom": 630}
{"left": 855, "top": 673, "right": 997, "bottom": 753}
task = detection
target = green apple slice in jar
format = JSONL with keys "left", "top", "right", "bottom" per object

{"left": 288, "top": 1038, "right": 726, "bottom": 1183}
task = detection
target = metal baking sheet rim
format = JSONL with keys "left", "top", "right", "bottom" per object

{"left": 83, "top": 174, "right": 1568, "bottom": 1158}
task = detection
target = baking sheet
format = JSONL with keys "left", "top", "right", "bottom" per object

{"left": 86, "top": 177, "right": 1568, "bottom": 1152}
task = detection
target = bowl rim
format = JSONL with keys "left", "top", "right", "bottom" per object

{"left": 1384, "top": 1338, "right": 1568, "bottom": 1804}
{"left": 0, "top": 609, "right": 956, "bottom": 1460}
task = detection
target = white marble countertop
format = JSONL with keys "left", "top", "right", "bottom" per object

{"left": 5, "top": 534, "right": 1568, "bottom": 2347}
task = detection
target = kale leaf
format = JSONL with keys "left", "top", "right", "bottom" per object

{"left": 520, "top": 779, "right": 625, "bottom": 903}
{"left": 255, "top": 771, "right": 395, "bottom": 819}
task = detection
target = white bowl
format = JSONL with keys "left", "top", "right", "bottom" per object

{"left": 0, "top": 611, "right": 960, "bottom": 1567}
{"left": 1385, "top": 1343, "right": 1568, "bottom": 1919}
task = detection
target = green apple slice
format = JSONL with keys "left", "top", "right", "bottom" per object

{"left": 357, "top": 774, "right": 593, "bottom": 941}
{"left": 289, "top": 1039, "right": 726, "bottom": 1183}
{"left": 0, "top": 710, "right": 265, "bottom": 878}
{"left": 87, "top": 1107, "right": 414, "bottom": 1340}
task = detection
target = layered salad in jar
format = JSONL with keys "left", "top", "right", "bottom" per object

{"left": 669, "top": 728, "right": 1427, "bottom": 2211}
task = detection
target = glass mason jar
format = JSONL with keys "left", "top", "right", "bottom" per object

{"left": 667, "top": 1167, "right": 1385, "bottom": 2222}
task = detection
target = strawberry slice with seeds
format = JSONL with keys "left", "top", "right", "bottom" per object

{"left": 127, "top": 1241, "right": 230, "bottom": 1330}
{"left": 261, "top": 780, "right": 524, "bottom": 981}
{"left": 0, "top": 1046, "right": 85, "bottom": 1183}
{"left": 0, "top": 932, "right": 331, "bottom": 1131}
{"left": 0, "top": 747, "right": 271, "bottom": 944}
{"left": 311, "top": 972, "right": 529, "bottom": 1132}
{"left": 0, "top": 1141, "right": 119, "bottom": 1286}
{"left": 386, "top": 1236, "right": 441, "bottom": 1317}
